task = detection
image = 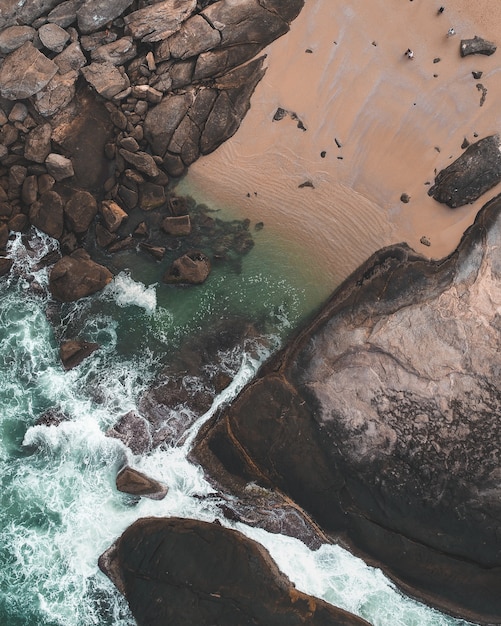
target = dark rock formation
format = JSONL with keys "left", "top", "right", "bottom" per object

{"left": 106, "top": 411, "right": 152, "bottom": 455}
{"left": 428, "top": 134, "right": 501, "bottom": 207}
{"left": 460, "top": 35, "right": 497, "bottom": 57}
{"left": 164, "top": 250, "right": 211, "bottom": 284}
{"left": 59, "top": 339, "right": 99, "bottom": 370}
{"left": 99, "top": 517, "right": 370, "bottom": 626}
{"left": 194, "top": 197, "right": 501, "bottom": 624}
{"left": 49, "top": 250, "right": 113, "bottom": 301}
{"left": 115, "top": 466, "right": 168, "bottom": 500}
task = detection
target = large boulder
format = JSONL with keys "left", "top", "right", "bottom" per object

{"left": 59, "top": 339, "right": 99, "bottom": 369}
{"left": 49, "top": 249, "right": 113, "bottom": 301}
{"left": 29, "top": 190, "right": 64, "bottom": 239}
{"left": 64, "top": 190, "right": 98, "bottom": 234}
{"left": 99, "top": 517, "right": 369, "bottom": 626}
{"left": 77, "top": 0, "right": 135, "bottom": 34}
{"left": 115, "top": 466, "right": 168, "bottom": 500}
{"left": 460, "top": 35, "right": 497, "bottom": 57}
{"left": 0, "top": 42, "right": 58, "bottom": 100}
{"left": 194, "top": 197, "right": 501, "bottom": 624}
{"left": 428, "top": 134, "right": 501, "bottom": 208}
{"left": 164, "top": 250, "right": 210, "bottom": 284}
{"left": 124, "top": 0, "right": 196, "bottom": 43}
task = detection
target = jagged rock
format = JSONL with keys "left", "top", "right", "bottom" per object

{"left": 45, "top": 153, "right": 75, "bottom": 181}
{"left": 139, "top": 242, "right": 165, "bottom": 261}
{"left": 164, "top": 250, "right": 210, "bottom": 284}
{"left": 0, "top": 257, "right": 13, "bottom": 276}
{"left": 200, "top": 56, "right": 266, "bottom": 155}
{"left": 29, "top": 190, "right": 64, "bottom": 239}
{"left": 115, "top": 466, "right": 168, "bottom": 499}
{"left": 0, "top": 42, "right": 58, "bottom": 100}
{"left": 460, "top": 35, "right": 497, "bottom": 57}
{"left": 77, "top": 0, "right": 135, "bottom": 34}
{"left": 49, "top": 249, "right": 113, "bottom": 301}
{"left": 91, "top": 37, "right": 137, "bottom": 66}
{"left": 81, "top": 30, "right": 118, "bottom": 52}
{"left": 195, "top": 198, "right": 501, "bottom": 624}
{"left": 64, "top": 190, "right": 98, "bottom": 233}
{"left": 95, "top": 223, "right": 118, "bottom": 248}
{"left": 106, "top": 411, "right": 152, "bottom": 455}
{"left": 167, "top": 14, "right": 222, "bottom": 60}
{"left": 60, "top": 339, "right": 99, "bottom": 369}
{"left": 107, "top": 236, "right": 135, "bottom": 253}
{"left": 124, "top": 0, "right": 196, "bottom": 43}
{"left": 38, "top": 23, "right": 71, "bottom": 53}
{"left": 118, "top": 149, "right": 160, "bottom": 178}
{"left": 162, "top": 215, "right": 191, "bottom": 236}
{"left": 24, "top": 123, "right": 52, "bottom": 163}
{"left": 8, "top": 103, "right": 28, "bottom": 123}
{"left": 143, "top": 91, "right": 194, "bottom": 157}
{"left": 99, "top": 517, "right": 369, "bottom": 626}
{"left": 53, "top": 41, "right": 87, "bottom": 74}
{"left": 139, "top": 182, "right": 165, "bottom": 210}
{"left": 118, "top": 185, "right": 138, "bottom": 209}
{"left": 0, "top": 0, "right": 61, "bottom": 30}
{"left": 429, "top": 134, "right": 501, "bottom": 207}
{"left": 34, "top": 407, "right": 69, "bottom": 427}
{"left": 100, "top": 200, "right": 128, "bottom": 232}
{"left": 134, "top": 221, "right": 148, "bottom": 237}
{"left": 81, "top": 62, "right": 130, "bottom": 99}
{"left": 193, "top": 43, "right": 263, "bottom": 81}
{"left": 34, "top": 71, "right": 78, "bottom": 117}
{"left": 47, "top": 0, "right": 83, "bottom": 28}
{"left": 0, "top": 26, "right": 35, "bottom": 54}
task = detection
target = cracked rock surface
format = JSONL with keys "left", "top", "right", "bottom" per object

{"left": 194, "top": 196, "right": 501, "bottom": 624}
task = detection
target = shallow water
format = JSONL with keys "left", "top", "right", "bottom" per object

{"left": 0, "top": 228, "right": 474, "bottom": 626}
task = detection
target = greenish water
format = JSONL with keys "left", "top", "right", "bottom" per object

{"left": 0, "top": 227, "right": 474, "bottom": 626}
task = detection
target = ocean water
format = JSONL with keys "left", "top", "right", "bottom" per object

{"left": 0, "top": 227, "right": 474, "bottom": 626}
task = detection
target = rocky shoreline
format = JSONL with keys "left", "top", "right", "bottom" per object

{"left": 2, "top": 2, "right": 501, "bottom": 625}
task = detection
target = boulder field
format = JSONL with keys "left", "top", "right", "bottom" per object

{"left": 194, "top": 195, "right": 501, "bottom": 624}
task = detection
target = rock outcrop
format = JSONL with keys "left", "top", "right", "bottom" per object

{"left": 59, "top": 339, "right": 99, "bottom": 369}
{"left": 460, "top": 35, "right": 497, "bottom": 57}
{"left": 115, "top": 466, "right": 168, "bottom": 500}
{"left": 99, "top": 516, "right": 370, "bottom": 626}
{"left": 428, "top": 134, "right": 501, "bottom": 208}
{"left": 49, "top": 250, "right": 113, "bottom": 301}
{"left": 194, "top": 197, "right": 501, "bottom": 624}
{"left": 0, "top": 0, "right": 303, "bottom": 296}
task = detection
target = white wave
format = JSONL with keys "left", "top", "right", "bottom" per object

{"left": 104, "top": 272, "right": 157, "bottom": 314}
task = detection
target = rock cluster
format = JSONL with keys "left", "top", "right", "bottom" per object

{"left": 0, "top": 0, "right": 304, "bottom": 299}
{"left": 194, "top": 196, "right": 501, "bottom": 624}
{"left": 99, "top": 516, "right": 370, "bottom": 626}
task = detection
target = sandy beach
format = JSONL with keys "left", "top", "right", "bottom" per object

{"left": 182, "top": 0, "right": 501, "bottom": 290}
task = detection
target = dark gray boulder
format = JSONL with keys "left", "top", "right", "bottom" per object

{"left": 77, "top": 0, "right": 134, "bottom": 34}
{"left": 99, "top": 517, "right": 370, "bottom": 626}
{"left": 194, "top": 197, "right": 501, "bottom": 624}
{"left": 460, "top": 35, "right": 497, "bottom": 57}
{"left": 428, "top": 134, "right": 501, "bottom": 207}
{"left": 123, "top": 0, "right": 196, "bottom": 43}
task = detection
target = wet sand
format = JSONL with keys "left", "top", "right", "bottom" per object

{"left": 182, "top": 0, "right": 501, "bottom": 290}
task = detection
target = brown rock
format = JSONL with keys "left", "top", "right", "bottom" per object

{"left": 29, "top": 190, "right": 64, "bottom": 239}
{"left": 65, "top": 190, "right": 98, "bottom": 233}
{"left": 0, "top": 42, "right": 58, "bottom": 100}
{"left": 0, "top": 256, "right": 13, "bottom": 276}
{"left": 8, "top": 214, "right": 28, "bottom": 232}
{"left": 60, "top": 339, "right": 99, "bottom": 369}
{"left": 139, "top": 242, "right": 165, "bottom": 260}
{"left": 162, "top": 215, "right": 191, "bottom": 236}
{"left": 124, "top": 0, "right": 196, "bottom": 43}
{"left": 133, "top": 221, "right": 148, "bottom": 237}
{"left": 47, "top": 0, "right": 82, "bottom": 28}
{"left": 77, "top": 0, "right": 135, "bottom": 34}
{"left": 95, "top": 223, "right": 118, "bottom": 248}
{"left": 45, "top": 153, "right": 74, "bottom": 181}
{"left": 106, "top": 411, "right": 152, "bottom": 455}
{"left": 99, "top": 517, "right": 369, "bottom": 626}
{"left": 49, "top": 249, "right": 113, "bottom": 301}
{"left": 53, "top": 41, "right": 87, "bottom": 75}
{"left": 100, "top": 200, "right": 128, "bottom": 232}
{"left": 167, "top": 13, "right": 221, "bottom": 60}
{"left": 118, "top": 149, "right": 160, "bottom": 178}
{"left": 115, "top": 466, "right": 168, "bottom": 500}
{"left": 21, "top": 175, "right": 38, "bottom": 205}
{"left": 139, "top": 182, "right": 165, "bottom": 210}
{"left": 143, "top": 92, "right": 193, "bottom": 157}
{"left": 0, "top": 223, "right": 8, "bottom": 249}
{"left": 0, "top": 26, "right": 35, "bottom": 54}
{"left": 91, "top": 37, "right": 137, "bottom": 66}
{"left": 164, "top": 250, "right": 210, "bottom": 284}
{"left": 25, "top": 123, "right": 52, "bottom": 163}
{"left": 38, "top": 23, "right": 70, "bottom": 53}
{"left": 81, "top": 62, "right": 130, "bottom": 99}
{"left": 38, "top": 173, "right": 55, "bottom": 195}
{"left": 34, "top": 71, "right": 78, "bottom": 117}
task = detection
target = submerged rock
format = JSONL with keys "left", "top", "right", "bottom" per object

{"left": 100, "top": 517, "right": 370, "bottom": 626}
{"left": 428, "top": 134, "right": 501, "bottom": 208}
{"left": 194, "top": 197, "right": 501, "bottom": 624}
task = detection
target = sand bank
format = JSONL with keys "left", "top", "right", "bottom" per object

{"left": 181, "top": 0, "right": 501, "bottom": 291}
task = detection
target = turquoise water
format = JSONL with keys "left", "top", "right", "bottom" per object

{"left": 0, "top": 228, "right": 474, "bottom": 626}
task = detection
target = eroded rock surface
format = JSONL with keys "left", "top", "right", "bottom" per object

{"left": 429, "top": 134, "right": 501, "bottom": 208}
{"left": 194, "top": 197, "right": 501, "bottom": 624}
{"left": 99, "top": 517, "right": 370, "bottom": 626}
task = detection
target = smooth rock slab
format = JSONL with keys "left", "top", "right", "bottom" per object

{"left": 99, "top": 517, "right": 369, "bottom": 626}
{"left": 0, "top": 42, "right": 58, "bottom": 100}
